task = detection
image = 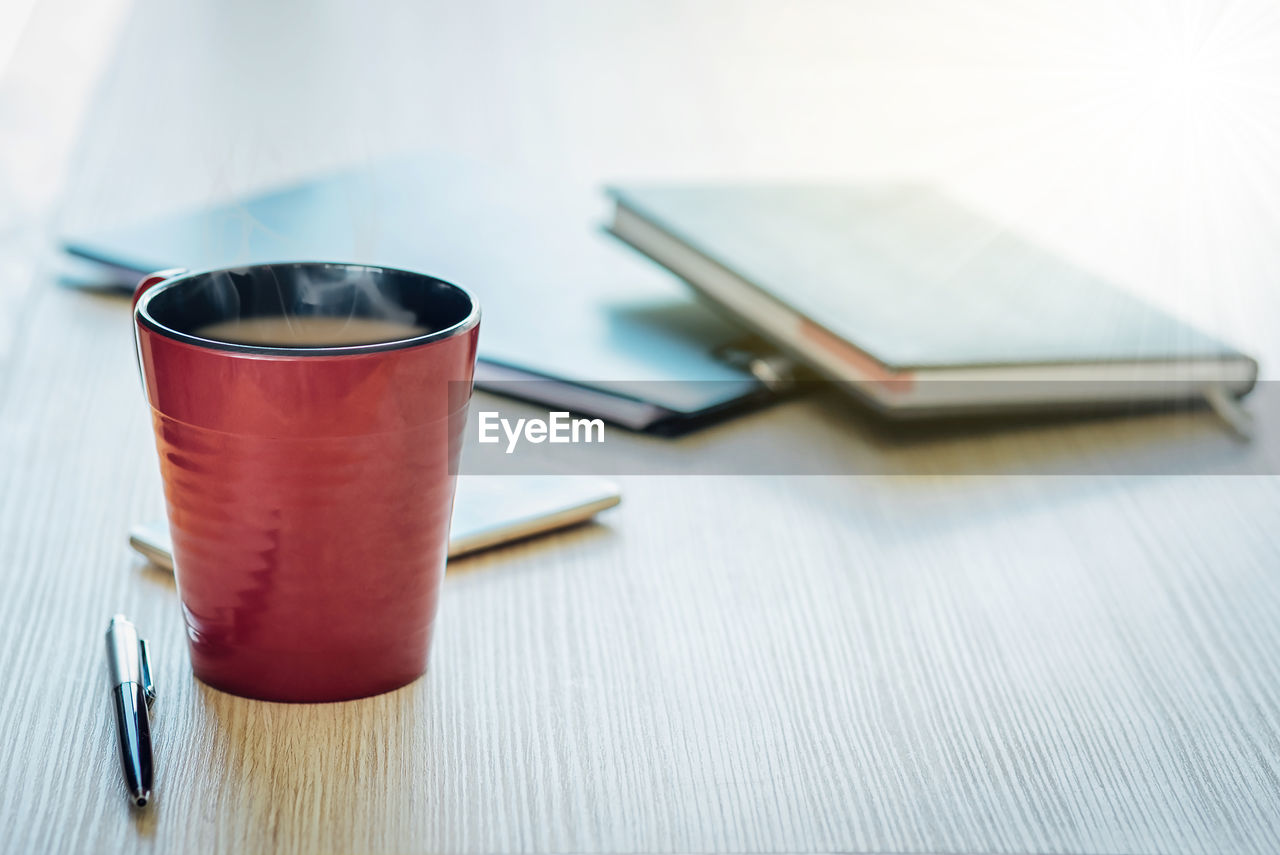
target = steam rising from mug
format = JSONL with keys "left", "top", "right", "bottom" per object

{"left": 198, "top": 264, "right": 419, "bottom": 328}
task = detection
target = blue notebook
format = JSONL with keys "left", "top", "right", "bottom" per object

{"left": 61, "top": 157, "right": 778, "bottom": 434}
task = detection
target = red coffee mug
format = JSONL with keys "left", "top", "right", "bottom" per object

{"left": 133, "top": 262, "right": 479, "bottom": 702}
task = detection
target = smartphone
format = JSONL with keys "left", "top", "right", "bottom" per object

{"left": 130, "top": 474, "right": 620, "bottom": 570}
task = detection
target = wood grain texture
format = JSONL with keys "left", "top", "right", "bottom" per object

{"left": 4, "top": 0, "right": 1280, "bottom": 852}
{"left": 2, "top": 283, "right": 1280, "bottom": 855}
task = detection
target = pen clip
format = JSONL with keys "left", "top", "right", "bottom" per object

{"left": 138, "top": 638, "right": 157, "bottom": 707}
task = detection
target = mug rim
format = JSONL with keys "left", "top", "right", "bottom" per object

{"left": 134, "top": 261, "right": 480, "bottom": 356}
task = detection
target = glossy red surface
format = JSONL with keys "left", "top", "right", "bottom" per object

{"left": 134, "top": 270, "right": 478, "bottom": 702}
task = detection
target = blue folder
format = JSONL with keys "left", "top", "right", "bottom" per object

{"left": 61, "top": 156, "right": 777, "bottom": 434}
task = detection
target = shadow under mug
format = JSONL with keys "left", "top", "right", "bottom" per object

{"left": 133, "top": 262, "right": 480, "bottom": 702}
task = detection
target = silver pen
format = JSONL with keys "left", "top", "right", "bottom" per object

{"left": 105, "top": 615, "right": 156, "bottom": 806}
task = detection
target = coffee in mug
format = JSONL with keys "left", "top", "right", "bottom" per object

{"left": 194, "top": 315, "right": 428, "bottom": 347}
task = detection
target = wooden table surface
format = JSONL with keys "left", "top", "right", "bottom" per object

{"left": 2, "top": 1, "right": 1279, "bottom": 853}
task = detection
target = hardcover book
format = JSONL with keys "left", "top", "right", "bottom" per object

{"left": 608, "top": 183, "right": 1257, "bottom": 416}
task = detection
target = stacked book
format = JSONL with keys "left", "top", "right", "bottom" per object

{"left": 63, "top": 157, "right": 1257, "bottom": 428}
